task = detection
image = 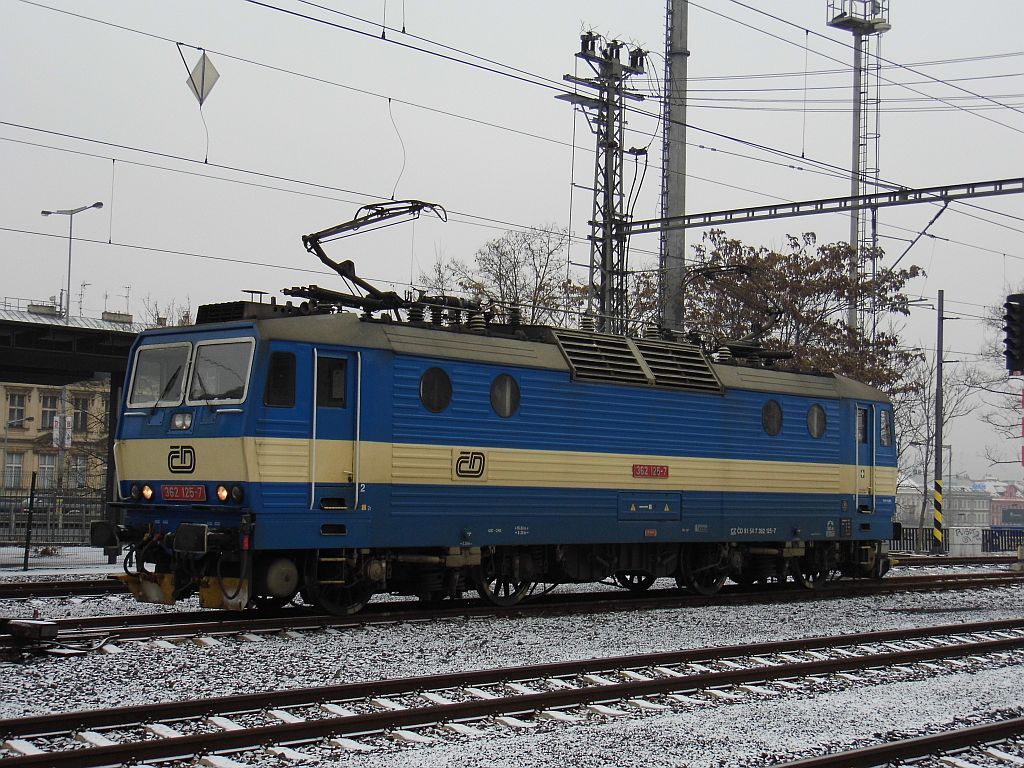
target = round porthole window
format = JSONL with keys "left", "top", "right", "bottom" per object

{"left": 490, "top": 374, "right": 520, "bottom": 418}
{"left": 807, "top": 404, "right": 827, "bottom": 438}
{"left": 762, "top": 399, "right": 783, "bottom": 436}
{"left": 419, "top": 367, "right": 452, "bottom": 413}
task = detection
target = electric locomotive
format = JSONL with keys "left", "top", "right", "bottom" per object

{"left": 93, "top": 205, "right": 897, "bottom": 614}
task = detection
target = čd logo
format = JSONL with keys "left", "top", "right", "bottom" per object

{"left": 455, "top": 450, "right": 486, "bottom": 479}
{"left": 168, "top": 445, "right": 196, "bottom": 474}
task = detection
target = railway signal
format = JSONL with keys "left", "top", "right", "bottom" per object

{"left": 1003, "top": 293, "right": 1024, "bottom": 373}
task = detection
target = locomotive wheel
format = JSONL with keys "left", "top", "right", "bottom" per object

{"left": 679, "top": 566, "right": 727, "bottom": 596}
{"left": 251, "top": 594, "right": 290, "bottom": 611}
{"left": 677, "top": 545, "right": 728, "bottom": 596}
{"left": 303, "top": 550, "right": 373, "bottom": 615}
{"left": 473, "top": 567, "right": 532, "bottom": 607}
{"left": 790, "top": 557, "right": 834, "bottom": 590}
{"left": 614, "top": 571, "right": 656, "bottom": 592}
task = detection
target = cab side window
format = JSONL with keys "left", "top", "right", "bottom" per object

{"left": 880, "top": 409, "right": 893, "bottom": 447}
{"left": 317, "top": 358, "right": 347, "bottom": 408}
{"left": 264, "top": 352, "right": 296, "bottom": 407}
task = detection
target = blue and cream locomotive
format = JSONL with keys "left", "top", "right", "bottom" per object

{"left": 95, "top": 207, "right": 897, "bottom": 614}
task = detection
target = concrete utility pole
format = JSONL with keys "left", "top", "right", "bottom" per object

{"left": 558, "top": 33, "right": 646, "bottom": 334}
{"left": 826, "top": 0, "right": 890, "bottom": 332}
{"left": 659, "top": 0, "right": 688, "bottom": 331}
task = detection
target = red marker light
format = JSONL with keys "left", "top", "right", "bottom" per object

{"left": 242, "top": 533, "right": 250, "bottom": 550}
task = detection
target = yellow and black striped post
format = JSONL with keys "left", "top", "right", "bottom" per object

{"left": 932, "top": 478, "right": 944, "bottom": 554}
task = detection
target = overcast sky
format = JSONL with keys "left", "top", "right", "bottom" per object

{"left": 3, "top": 1, "right": 1023, "bottom": 479}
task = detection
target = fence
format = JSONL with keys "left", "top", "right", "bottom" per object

{"left": 985, "top": 527, "right": 1024, "bottom": 554}
{"left": 0, "top": 483, "right": 115, "bottom": 570}
{"left": 892, "top": 526, "right": 1024, "bottom": 555}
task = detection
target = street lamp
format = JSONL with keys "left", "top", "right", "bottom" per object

{"left": 2, "top": 416, "right": 35, "bottom": 490}
{"left": 40, "top": 202, "right": 103, "bottom": 325}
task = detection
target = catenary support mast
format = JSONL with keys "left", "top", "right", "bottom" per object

{"left": 558, "top": 34, "right": 646, "bottom": 334}
{"left": 660, "top": 0, "right": 688, "bottom": 331}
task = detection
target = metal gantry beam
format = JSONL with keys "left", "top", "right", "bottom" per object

{"left": 621, "top": 177, "right": 1024, "bottom": 236}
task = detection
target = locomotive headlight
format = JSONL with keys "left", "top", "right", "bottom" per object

{"left": 230, "top": 485, "right": 244, "bottom": 503}
{"left": 141, "top": 484, "right": 154, "bottom": 501}
{"left": 216, "top": 485, "right": 229, "bottom": 503}
{"left": 129, "top": 484, "right": 141, "bottom": 500}
{"left": 171, "top": 412, "right": 193, "bottom": 430}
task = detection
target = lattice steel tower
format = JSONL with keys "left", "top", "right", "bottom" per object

{"left": 559, "top": 33, "right": 646, "bottom": 334}
{"left": 827, "top": 0, "right": 890, "bottom": 331}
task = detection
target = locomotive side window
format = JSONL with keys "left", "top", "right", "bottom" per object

{"left": 879, "top": 409, "right": 893, "bottom": 446}
{"left": 807, "top": 404, "right": 827, "bottom": 438}
{"left": 188, "top": 339, "right": 255, "bottom": 404}
{"left": 420, "top": 367, "right": 452, "bottom": 413}
{"left": 317, "top": 358, "right": 347, "bottom": 408}
{"left": 128, "top": 343, "right": 191, "bottom": 407}
{"left": 762, "top": 399, "right": 783, "bottom": 436}
{"left": 856, "top": 407, "right": 869, "bottom": 443}
{"left": 490, "top": 374, "right": 520, "bottom": 418}
{"left": 265, "top": 352, "right": 296, "bottom": 407}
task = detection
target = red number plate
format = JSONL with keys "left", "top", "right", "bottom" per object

{"left": 162, "top": 484, "right": 207, "bottom": 502}
{"left": 632, "top": 464, "right": 669, "bottom": 478}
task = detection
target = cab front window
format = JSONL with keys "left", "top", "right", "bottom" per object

{"left": 127, "top": 343, "right": 191, "bottom": 407}
{"left": 187, "top": 339, "right": 255, "bottom": 404}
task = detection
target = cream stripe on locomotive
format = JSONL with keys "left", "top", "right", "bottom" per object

{"left": 116, "top": 438, "right": 898, "bottom": 496}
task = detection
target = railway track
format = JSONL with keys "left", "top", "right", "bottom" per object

{"left": 0, "top": 579, "right": 126, "bottom": 601}
{"left": 773, "top": 717, "right": 1024, "bottom": 767}
{"left": 0, "top": 554, "right": 1017, "bottom": 603}
{"left": 891, "top": 554, "right": 1021, "bottom": 568}
{"left": 4, "top": 571, "right": 1023, "bottom": 653}
{"left": 2, "top": 618, "right": 1023, "bottom": 767}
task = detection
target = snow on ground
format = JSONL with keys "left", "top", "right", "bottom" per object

{"left": 1, "top": 578, "right": 1022, "bottom": 766}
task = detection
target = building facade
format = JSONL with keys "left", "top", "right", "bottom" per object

{"left": 2, "top": 378, "right": 109, "bottom": 495}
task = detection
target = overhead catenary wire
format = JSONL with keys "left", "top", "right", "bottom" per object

{"left": 18, "top": 0, "right": 1022, "bottom": 236}
{"left": 720, "top": 0, "right": 1024, "bottom": 123}
{"left": 8, "top": 0, "right": 1023, "bottom": 280}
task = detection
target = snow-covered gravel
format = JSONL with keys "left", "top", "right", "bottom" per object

{"left": 1, "top": 574, "right": 1023, "bottom": 767}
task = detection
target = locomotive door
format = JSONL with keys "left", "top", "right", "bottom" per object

{"left": 311, "top": 349, "right": 360, "bottom": 512}
{"left": 855, "top": 403, "right": 875, "bottom": 511}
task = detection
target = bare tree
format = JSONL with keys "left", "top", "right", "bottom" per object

{"left": 421, "top": 225, "right": 584, "bottom": 326}
{"left": 141, "top": 295, "right": 193, "bottom": 328}
{"left": 894, "top": 351, "right": 981, "bottom": 539}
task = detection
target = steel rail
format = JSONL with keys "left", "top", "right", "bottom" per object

{"left": 891, "top": 555, "right": 1020, "bottom": 567}
{"left": 2, "top": 631, "right": 1023, "bottom": 767}
{"left": 14, "top": 571, "right": 1024, "bottom": 647}
{"left": 0, "top": 580, "right": 126, "bottom": 600}
{"left": 3, "top": 618, "right": 1023, "bottom": 738}
{"left": 771, "top": 716, "right": 1024, "bottom": 767}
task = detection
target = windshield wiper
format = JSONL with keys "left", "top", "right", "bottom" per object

{"left": 150, "top": 365, "right": 182, "bottom": 415}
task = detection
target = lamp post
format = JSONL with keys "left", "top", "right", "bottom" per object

{"left": 40, "top": 201, "right": 103, "bottom": 325}
{"left": 2, "top": 415, "right": 35, "bottom": 490}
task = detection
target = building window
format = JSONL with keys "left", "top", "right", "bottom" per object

{"left": 73, "top": 397, "right": 90, "bottom": 434}
{"left": 38, "top": 454, "right": 56, "bottom": 488}
{"left": 3, "top": 452, "right": 23, "bottom": 489}
{"left": 71, "top": 455, "right": 88, "bottom": 488}
{"left": 806, "top": 404, "right": 827, "bottom": 438}
{"left": 419, "top": 367, "right": 452, "bottom": 413}
{"left": 762, "top": 400, "right": 783, "bottom": 437}
{"left": 41, "top": 395, "right": 59, "bottom": 431}
{"left": 490, "top": 374, "right": 520, "bottom": 418}
{"left": 7, "top": 393, "right": 26, "bottom": 425}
